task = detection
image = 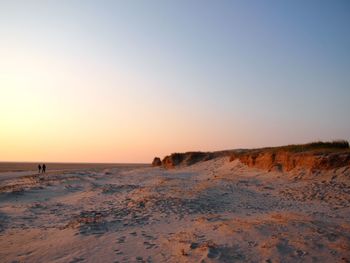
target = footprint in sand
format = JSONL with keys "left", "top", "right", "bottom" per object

{"left": 135, "top": 256, "right": 144, "bottom": 262}
{"left": 114, "top": 248, "right": 123, "bottom": 255}
{"left": 117, "top": 236, "right": 126, "bottom": 243}
{"left": 143, "top": 241, "right": 156, "bottom": 249}
{"left": 69, "top": 257, "right": 85, "bottom": 263}
{"left": 326, "top": 233, "right": 339, "bottom": 242}
{"left": 207, "top": 246, "right": 220, "bottom": 259}
{"left": 141, "top": 233, "right": 157, "bottom": 241}
{"left": 190, "top": 242, "right": 199, "bottom": 249}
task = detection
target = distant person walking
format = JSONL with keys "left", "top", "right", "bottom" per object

{"left": 38, "top": 164, "right": 41, "bottom": 174}
{"left": 42, "top": 164, "right": 46, "bottom": 173}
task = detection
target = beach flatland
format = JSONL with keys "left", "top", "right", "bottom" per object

{"left": 0, "top": 158, "right": 349, "bottom": 262}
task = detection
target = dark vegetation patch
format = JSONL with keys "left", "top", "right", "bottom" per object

{"left": 239, "top": 140, "right": 349, "bottom": 155}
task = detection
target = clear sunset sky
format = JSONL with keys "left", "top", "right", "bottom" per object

{"left": 0, "top": 1, "right": 349, "bottom": 163}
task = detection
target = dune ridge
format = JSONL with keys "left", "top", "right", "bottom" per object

{"left": 158, "top": 141, "right": 350, "bottom": 172}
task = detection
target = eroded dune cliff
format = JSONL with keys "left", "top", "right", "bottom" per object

{"left": 158, "top": 141, "right": 350, "bottom": 172}
{"left": 230, "top": 150, "right": 350, "bottom": 172}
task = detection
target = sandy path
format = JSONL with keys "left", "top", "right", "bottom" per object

{"left": 0, "top": 158, "right": 349, "bottom": 262}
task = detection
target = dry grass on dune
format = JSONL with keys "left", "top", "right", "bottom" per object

{"left": 245, "top": 140, "right": 350, "bottom": 154}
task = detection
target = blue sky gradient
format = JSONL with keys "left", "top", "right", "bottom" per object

{"left": 0, "top": 0, "right": 349, "bottom": 162}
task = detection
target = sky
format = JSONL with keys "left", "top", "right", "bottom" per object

{"left": 0, "top": 0, "right": 349, "bottom": 163}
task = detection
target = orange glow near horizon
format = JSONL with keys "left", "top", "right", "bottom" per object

{"left": 1, "top": 44, "right": 348, "bottom": 163}
{"left": 0, "top": 45, "right": 247, "bottom": 163}
{"left": 1, "top": 2, "right": 349, "bottom": 163}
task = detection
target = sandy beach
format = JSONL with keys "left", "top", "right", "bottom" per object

{"left": 1, "top": 157, "right": 349, "bottom": 262}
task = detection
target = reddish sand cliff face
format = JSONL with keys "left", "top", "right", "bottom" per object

{"left": 162, "top": 152, "right": 214, "bottom": 169}
{"left": 230, "top": 151, "right": 350, "bottom": 172}
{"left": 160, "top": 150, "right": 350, "bottom": 171}
{"left": 158, "top": 141, "right": 350, "bottom": 171}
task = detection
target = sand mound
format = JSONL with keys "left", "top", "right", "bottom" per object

{"left": 151, "top": 157, "right": 162, "bottom": 167}
{"left": 161, "top": 151, "right": 235, "bottom": 169}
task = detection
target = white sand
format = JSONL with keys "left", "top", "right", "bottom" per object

{"left": 0, "top": 158, "right": 349, "bottom": 262}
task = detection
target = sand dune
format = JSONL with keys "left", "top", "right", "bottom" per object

{"left": 0, "top": 157, "right": 350, "bottom": 262}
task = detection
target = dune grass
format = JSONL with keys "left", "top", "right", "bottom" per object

{"left": 251, "top": 140, "right": 350, "bottom": 154}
